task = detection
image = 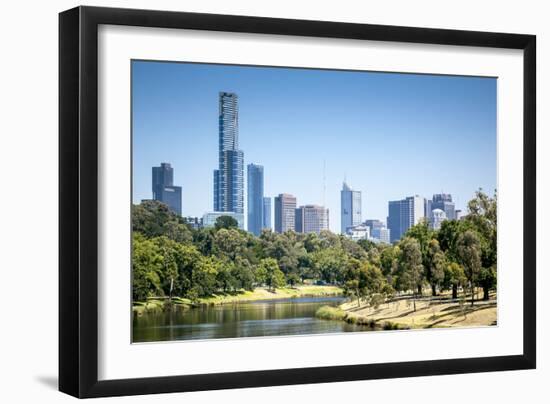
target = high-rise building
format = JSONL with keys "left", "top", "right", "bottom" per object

{"left": 295, "top": 205, "right": 329, "bottom": 234}
{"left": 262, "top": 197, "right": 272, "bottom": 230}
{"left": 152, "top": 162, "right": 182, "bottom": 215}
{"left": 213, "top": 92, "right": 244, "bottom": 228}
{"left": 424, "top": 198, "right": 433, "bottom": 219}
{"left": 387, "top": 195, "right": 425, "bottom": 242}
{"left": 274, "top": 193, "right": 297, "bottom": 233}
{"left": 341, "top": 182, "right": 362, "bottom": 234}
{"left": 430, "top": 193, "right": 456, "bottom": 221}
{"left": 247, "top": 164, "right": 264, "bottom": 236}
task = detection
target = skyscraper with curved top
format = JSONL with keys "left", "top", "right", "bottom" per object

{"left": 213, "top": 92, "right": 244, "bottom": 227}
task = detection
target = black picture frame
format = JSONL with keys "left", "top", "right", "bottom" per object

{"left": 59, "top": 5, "right": 536, "bottom": 398}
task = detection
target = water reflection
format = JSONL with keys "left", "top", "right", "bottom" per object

{"left": 133, "top": 296, "right": 372, "bottom": 342}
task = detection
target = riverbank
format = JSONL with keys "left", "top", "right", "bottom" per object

{"left": 133, "top": 285, "right": 344, "bottom": 314}
{"left": 317, "top": 292, "right": 497, "bottom": 330}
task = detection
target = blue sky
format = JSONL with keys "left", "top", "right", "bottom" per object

{"left": 132, "top": 60, "right": 496, "bottom": 232}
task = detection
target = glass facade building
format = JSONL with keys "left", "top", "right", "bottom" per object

{"left": 247, "top": 164, "right": 264, "bottom": 236}
{"left": 295, "top": 205, "right": 329, "bottom": 234}
{"left": 274, "top": 193, "right": 297, "bottom": 233}
{"left": 213, "top": 92, "right": 244, "bottom": 228}
{"left": 262, "top": 197, "right": 272, "bottom": 230}
{"left": 387, "top": 195, "right": 424, "bottom": 242}
{"left": 340, "top": 182, "right": 362, "bottom": 234}
{"left": 430, "top": 193, "right": 456, "bottom": 221}
{"left": 152, "top": 162, "right": 182, "bottom": 215}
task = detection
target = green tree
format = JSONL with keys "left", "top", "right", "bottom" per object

{"left": 214, "top": 215, "right": 239, "bottom": 230}
{"left": 132, "top": 234, "right": 163, "bottom": 301}
{"left": 444, "top": 261, "right": 467, "bottom": 299}
{"left": 456, "top": 230, "right": 482, "bottom": 306}
{"left": 344, "top": 258, "right": 389, "bottom": 308}
{"left": 465, "top": 189, "right": 497, "bottom": 300}
{"left": 190, "top": 256, "right": 220, "bottom": 297}
{"left": 230, "top": 257, "right": 255, "bottom": 291}
{"left": 256, "top": 258, "right": 286, "bottom": 291}
{"left": 216, "top": 262, "right": 236, "bottom": 293}
{"left": 380, "top": 245, "right": 399, "bottom": 284}
{"left": 213, "top": 228, "right": 247, "bottom": 260}
{"left": 426, "top": 239, "right": 446, "bottom": 296}
{"left": 397, "top": 237, "right": 424, "bottom": 311}
{"left": 405, "top": 220, "right": 434, "bottom": 295}
{"left": 132, "top": 200, "right": 192, "bottom": 241}
{"left": 311, "top": 247, "right": 348, "bottom": 284}
{"left": 152, "top": 236, "right": 179, "bottom": 300}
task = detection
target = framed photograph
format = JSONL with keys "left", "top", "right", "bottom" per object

{"left": 59, "top": 6, "right": 536, "bottom": 398}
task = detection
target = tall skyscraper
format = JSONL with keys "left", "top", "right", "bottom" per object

{"left": 262, "top": 197, "right": 272, "bottom": 230}
{"left": 247, "top": 163, "right": 264, "bottom": 236}
{"left": 295, "top": 205, "right": 329, "bottom": 234}
{"left": 274, "top": 193, "right": 297, "bottom": 233}
{"left": 431, "top": 193, "right": 456, "bottom": 221}
{"left": 152, "top": 162, "right": 182, "bottom": 215}
{"left": 341, "top": 182, "right": 362, "bottom": 234}
{"left": 387, "top": 195, "right": 424, "bottom": 242}
{"left": 213, "top": 92, "right": 244, "bottom": 228}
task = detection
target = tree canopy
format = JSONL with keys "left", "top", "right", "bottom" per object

{"left": 132, "top": 192, "right": 497, "bottom": 305}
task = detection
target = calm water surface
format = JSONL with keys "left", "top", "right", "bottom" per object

{"left": 133, "top": 296, "right": 372, "bottom": 342}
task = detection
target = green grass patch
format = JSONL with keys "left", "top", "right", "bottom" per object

{"left": 315, "top": 305, "right": 347, "bottom": 321}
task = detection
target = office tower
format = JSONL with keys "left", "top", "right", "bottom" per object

{"left": 247, "top": 164, "right": 264, "bottom": 236}
{"left": 152, "top": 162, "right": 182, "bottom": 215}
{"left": 424, "top": 198, "right": 433, "bottom": 219}
{"left": 295, "top": 205, "right": 329, "bottom": 234}
{"left": 364, "top": 219, "right": 385, "bottom": 239}
{"left": 387, "top": 195, "right": 425, "bottom": 242}
{"left": 341, "top": 182, "right": 362, "bottom": 234}
{"left": 431, "top": 193, "right": 456, "bottom": 221}
{"left": 262, "top": 197, "right": 272, "bottom": 230}
{"left": 213, "top": 92, "right": 244, "bottom": 228}
{"left": 274, "top": 193, "right": 297, "bottom": 233}
{"left": 202, "top": 211, "right": 244, "bottom": 229}
{"left": 430, "top": 208, "right": 447, "bottom": 230}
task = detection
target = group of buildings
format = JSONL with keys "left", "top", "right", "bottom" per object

{"left": 148, "top": 91, "right": 463, "bottom": 243}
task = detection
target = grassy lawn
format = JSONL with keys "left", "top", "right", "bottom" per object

{"left": 196, "top": 285, "right": 343, "bottom": 305}
{"left": 332, "top": 291, "right": 497, "bottom": 329}
{"left": 133, "top": 285, "right": 344, "bottom": 312}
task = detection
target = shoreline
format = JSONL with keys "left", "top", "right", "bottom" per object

{"left": 317, "top": 291, "right": 497, "bottom": 330}
{"left": 133, "top": 285, "right": 344, "bottom": 314}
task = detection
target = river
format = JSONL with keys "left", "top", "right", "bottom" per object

{"left": 133, "top": 296, "right": 372, "bottom": 342}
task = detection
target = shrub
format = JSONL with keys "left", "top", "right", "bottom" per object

{"left": 315, "top": 305, "right": 346, "bottom": 321}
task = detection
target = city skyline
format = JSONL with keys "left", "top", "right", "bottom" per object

{"left": 132, "top": 60, "right": 497, "bottom": 232}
